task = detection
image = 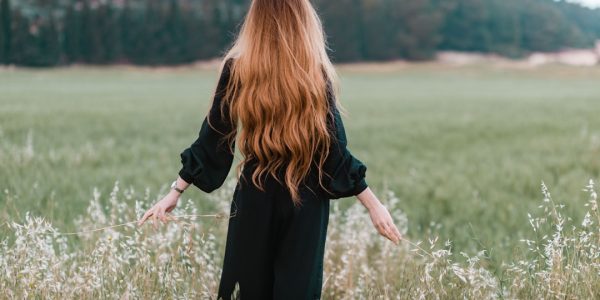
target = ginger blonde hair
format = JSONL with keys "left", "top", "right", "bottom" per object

{"left": 214, "top": 0, "right": 341, "bottom": 206}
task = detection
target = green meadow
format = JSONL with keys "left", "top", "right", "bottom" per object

{"left": 2, "top": 63, "right": 600, "bottom": 267}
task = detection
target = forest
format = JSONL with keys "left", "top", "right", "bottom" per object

{"left": 1, "top": 0, "right": 599, "bottom": 66}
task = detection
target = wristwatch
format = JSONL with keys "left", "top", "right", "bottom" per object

{"left": 171, "top": 180, "right": 185, "bottom": 194}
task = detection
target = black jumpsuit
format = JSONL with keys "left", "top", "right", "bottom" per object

{"left": 178, "top": 58, "right": 368, "bottom": 300}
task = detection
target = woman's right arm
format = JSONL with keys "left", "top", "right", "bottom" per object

{"left": 357, "top": 187, "right": 402, "bottom": 245}
{"left": 323, "top": 81, "right": 402, "bottom": 245}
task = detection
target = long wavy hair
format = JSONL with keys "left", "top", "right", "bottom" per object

{"left": 210, "top": 0, "right": 341, "bottom": 206}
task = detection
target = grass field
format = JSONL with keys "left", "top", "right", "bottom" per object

{"left": 1, "top": 63, "right": 600, "bottom": 298}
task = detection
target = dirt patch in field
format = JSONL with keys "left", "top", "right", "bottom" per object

{"left": 2, "top": 48, "right": 599, "bottom": 74}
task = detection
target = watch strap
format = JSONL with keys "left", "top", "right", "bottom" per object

{"left": 171, "top": 180, "right": 185, "bottom": 194}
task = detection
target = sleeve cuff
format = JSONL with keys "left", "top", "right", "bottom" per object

{"left": 353, "top": 178, "right": 369, "bottom": 196}
{"left": 178, "top": 169, "right": 194, "bottom": 185}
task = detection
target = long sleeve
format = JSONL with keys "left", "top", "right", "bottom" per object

{"left": 322, "top": 81, "right": 369, "bottom": 199}
{"left": 178, "top": 58, "right": 236, "bottom": 193}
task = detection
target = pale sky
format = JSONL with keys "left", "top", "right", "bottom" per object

{"left": 569, "top": 0, "right": 600, "bottom": 8}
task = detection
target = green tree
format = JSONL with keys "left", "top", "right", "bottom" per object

{"left": 3, "top": 0, "right": 600, "bottom": 66}
{"left": 9, "top": 12, "right": 60, "bottom": 66}
{"left": 389, "top": 0, "right": 443, "bottom": 60}
{"left": 94, "top": 3, "right": 119, "bottom": 64}
{"left": 118, "top": 0, "right": 137, "bottom": 63}
{"left": 0, "top": 0, "right": 11, "bottom": 64}
{"left": 486, "top": 0, "right": 522, "bottom": 57}
{"left": 39, "top": 13, "right": 60, "bottom": 66}
{"left": 439, "top": 0, "right": 491, "bottom": 52}
{"left": 555, "top": 0, "right": 600, "bottom": 44}
{"left": 520, "top": 0, "right": 587, "bottom": 52}
{"left": 63, "top": 3, "right": 81, "bottom": 63}
{"left": 316, "top": 0, "right": 365, "bottom": 62}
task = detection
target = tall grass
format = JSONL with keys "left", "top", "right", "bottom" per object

{"left": 2, "top": 65, "right": 600, "bottom": 267}
{"left": 1, "top": 178, "right": 598, "bottom": 299}
{"left": 3, "top": 64, "right": 600, "bottom": 298}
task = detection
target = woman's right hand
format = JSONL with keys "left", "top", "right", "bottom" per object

{"left": 368, "top": 202, "right": 402, "bottom": 245}
{"left": 137, "top": 191, "right": 180, "bottom": 228}
{"left": 356, "top": 187, "right": 402, "bottom": 245}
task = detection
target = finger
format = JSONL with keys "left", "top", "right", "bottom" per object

{"left": 377, "top": 222, "right": 389, "bottom": 239}
{"left": 139, "top": 211, "right": 150, "bottom": 226}
{"left": 382, "top": 223, "right": 397, "bottom": 244}
{"left": 156, "top": 207, "right": 163, "bottom": 223}
{"left": 152, "top": 218, "right": 159, "bottom": 231}
{"left": 158, "top": 208, "right": 168, "bottom": 224}
{"left": 138, "top": 209, "right": 153, "bottom": 226}
{"left": 387, "top": 223, "right": 401, "bottom": 245}
{"left": 381, "top": 222, "right": 395, "bottom": 242}
{"left": 391, "top": 224, "right": 403, "bottom": 242}
{"left": 137, "top": 213, "right": 146, "bottom": 226}
{"left": 165, "top": 214, "right": 175, "bottom": 223}
{"left": 152, "top": 208, "right": 159, "bottom": 230}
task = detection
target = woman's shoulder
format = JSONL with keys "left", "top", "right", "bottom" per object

{"left": 224, "top": 56, "right": 239, "bottom": 69}
{"left": 224, "top": 56, "right": 236, "bottom": 65}
{"left": 221, "top": 57, "right": 235, "bottom": 73}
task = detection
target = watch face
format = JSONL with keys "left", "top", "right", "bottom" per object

{"left": 171, "top": 181, "right": 177, "bottom": 189}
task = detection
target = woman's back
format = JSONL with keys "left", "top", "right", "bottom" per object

{"left": 212, "top": 0, "right": 344, "bottom": 205}
{"left": 178, "top": 57, "right": 368, "bottom": 201}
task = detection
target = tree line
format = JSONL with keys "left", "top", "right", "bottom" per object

{"left": 0, "top": 0, "right": 599, "bottom": 67}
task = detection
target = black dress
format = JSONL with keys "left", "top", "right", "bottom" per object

{"left": 178, "top": 58, "right": 368, "bottom": 300}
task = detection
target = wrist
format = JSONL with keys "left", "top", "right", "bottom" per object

{"left": 360, "top": 196, "right": 381, "bottom": 212}
{"left": 170, "top": 180, "right": 186, "bottom": 194}
{"left": 168, "top": 189, "right": 182, "bottom": 198}
{"left": 365, "top": 200, "right": 382, "bottom": 212}
{"left": 356, "top": 187, "right": 381, "bottom": 211}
